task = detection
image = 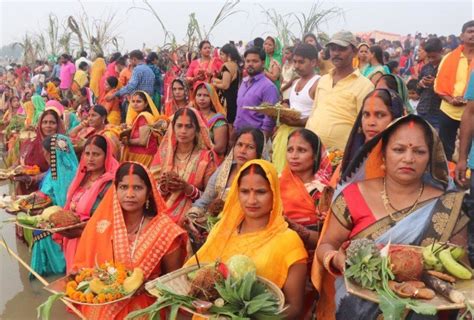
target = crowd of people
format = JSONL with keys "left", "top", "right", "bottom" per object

{"left": 0, "top": 19, "right": 473, "bottom": 320}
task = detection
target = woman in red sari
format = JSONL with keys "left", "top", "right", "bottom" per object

{"left": 57, "top": 135, "right": 119, "bottom": 273}
{"left": 163, "top": 78, "right": 191, "bottom": 118}
{"left": 73, "top": 162, "right": 187, "bottom": 319}
{"left": 151, "top": 107, "right": 216, "bottom": 225}
{"left": 186, "top": 40, "right": 223, "bottom": 87}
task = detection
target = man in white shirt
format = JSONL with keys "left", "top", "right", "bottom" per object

{"left": 75, "top": 51, "right": 92, "bottom": 69}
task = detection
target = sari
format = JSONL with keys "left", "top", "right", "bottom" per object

{"left": 31, "top": 95, "right": 46, "bottom": 126}
{"left": 280, "top": 145, "right": 332, "bottom": 227}
{"left": 151, "top": 107, "right": 216, "bottom": 224}
{"left": 45, "top": 100, "right": 80, "bottom": 133}
{"left": 264, "top": 37, "right": 283, "bottom": 90}
{"left": 31, "top": 134, "right": 79, "bottom": 277}
{"left": 100, "top": 87, "right": 121, "bottom": 125}
{"left": 23, "top": 99, "right": 34, "bottom": 127}
{"left": 377, "top": 74, "right": 415, "bottom": 114}
{"left": 73, "top": 162, "right": 187, "bottom": 319}
{"left": 185, "top": 159, "right": 308, "bottom": 288}
{"left": 186, "top": 58, "right": 223, "bottom": 84}
{"left": 312, "top": 115, "right": 469, "bottom": 320}
{"left": 361, "top": 64, "right": 388, "bottom": 81}
{"left": 122, "top": 91, "right": 163, "bottom": 166}
{"left": 90, "top": 57, "right": 106, "bottom": 98}
{"left": 164, "top": 78, "right": 190, "bottom": 118}
{"left": 59, "top": 135, "right": 119, "bottom": 273}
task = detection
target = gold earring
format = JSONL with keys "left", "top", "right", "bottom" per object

{"left": 381, "top": 159, "right": 386, "bottom": 171}
{"left": 145, "top": 199, "right": 150, "bottom": 210}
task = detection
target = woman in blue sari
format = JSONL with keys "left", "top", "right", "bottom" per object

{"left": 314, "top": 115, "right": 469, "bottom": 319}
{"left": 30, "top": 134, "right": 79, "bottom": 277}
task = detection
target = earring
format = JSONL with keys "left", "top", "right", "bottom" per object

{"left": 145, "top": 199, "right": 150, "bottom": 210}
{"left": 381, "top": 158, "right": 386, "bottom": 171}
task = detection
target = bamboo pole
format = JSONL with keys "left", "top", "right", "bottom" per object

{"left": 0, "top": 240, "right": 86, "bottom": 319}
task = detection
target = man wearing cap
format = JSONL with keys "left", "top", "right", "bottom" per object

{"left": 306, "top": 30, "right": 373, "bottom": 150}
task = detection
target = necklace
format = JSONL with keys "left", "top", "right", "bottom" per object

{"left": 174, "top": 146, "right": 195, "bottom": 177}
{"left": 130, "top": 215, "right": 145, "bottom": 260}
{"left": 381, "top": 178, "right": 424, "bottom": 221}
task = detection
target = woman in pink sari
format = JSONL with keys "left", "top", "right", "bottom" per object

{"left": 57, "top": 134, "right": 119, "bottom": 272}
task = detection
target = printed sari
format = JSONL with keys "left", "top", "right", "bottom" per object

{"left": 122, "top": 91, "right": 164, "bottom": 166}
{"left": 59, "top": 135, "right": 119, "bottom": 273}
{"left": 31, "top": 95, "right": 46, "bottom": 126}
{"left": 361, "top": 64, "right": 389, "bottom": 81}
{"left": 312, "top": 115, "right": 469, "bottom": 320}
{"left": 151, "top": 107, "right": 216, "bottom": 225}
{"left": 185, "top": 159, "right": 308, "bottom": 288}
{"left": 31, "top": 134, "right": 79, "bottom": 277}
{"left": 163, "top": 78, "right": 191, "bottom": 118}
{"left": 73, "top": 162, "right": 187, "bottom": 319}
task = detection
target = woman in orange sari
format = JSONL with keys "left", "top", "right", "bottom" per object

{"left": 163, "top": 78, "right": 191, "bottom": 118}
{"left": 73, "top": 162, "right": 187, "bottom": 319}
{"left": 121, "top": 91, "right": 164, "bottom": 166}
{"left": 57, "top": 135, "right": 119, "bottom": 273}
{"left": 151, "top": 107, "right": 216, "bottom": 225}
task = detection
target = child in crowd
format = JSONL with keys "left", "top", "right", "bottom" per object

{"left": 407, "top": 79, "right": 420, "bottom": 114}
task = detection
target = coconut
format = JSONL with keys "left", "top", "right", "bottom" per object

{"left": 389, "top": 246, "right": 424, "bottom": 281}
{"left": 188, "top": 267, "right": 223, "bottom": 301}
{"left": 49, "top": 210, "right": 80, "bottom": 227}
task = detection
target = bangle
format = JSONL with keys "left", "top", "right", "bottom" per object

{"left": 158, "top": 184, "right": 169, "bottom": 195}
{"left": 323, "top": 250, "right": 343, "bottom": 277}
{"left": 185, "top": 185, "right": 201, "bottom": 200}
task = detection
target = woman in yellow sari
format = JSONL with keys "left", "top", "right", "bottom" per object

{"left": 90, "top": 55, "right": 106, "bottom": 99}
{"left": 151, "top": 107, "right": 216, "bottom": 225}
{"left": 121, "top": 91, "right": 164, "bottom": 166}
{"left": 185, "top": 159, "right": 308, "bottom": 319}
{"left": 73, "top": 162, "right": 187, "bottom": 319}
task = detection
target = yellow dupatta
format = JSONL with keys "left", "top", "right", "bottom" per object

{"left": 185, "top": 159, "right": 307, "bottom": 288}
{"left": 125, "top": 90, "right": 162, "bottom": 126}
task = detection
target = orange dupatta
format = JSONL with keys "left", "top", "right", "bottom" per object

{"left": 73, "top": 162, "right": 187, "bottom": 319}
{"left": 434, "top": 45, "right": 472, "bottom": 96}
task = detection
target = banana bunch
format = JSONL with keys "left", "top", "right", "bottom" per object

{"left": 422, "top": 243, "right": 472, "bottom": 280}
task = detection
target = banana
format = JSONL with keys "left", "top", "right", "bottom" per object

{"left": 422, "top": 245, "right": 440, "bottom": 267}
{"left": 450, "top": 247, "right": 466, "bottom": 261}
{"left": 438, "top": 249, "right": 472, "bottom": 280}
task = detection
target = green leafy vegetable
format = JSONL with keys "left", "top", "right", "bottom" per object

{"left": 37, "top": 293, "right": 65, "bottom": 320}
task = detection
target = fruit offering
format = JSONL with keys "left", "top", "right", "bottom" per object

{"left": 19, "top": 192, "right": 52, "bottom": 211}
{"left": 422, "top": 242, "right": 472, "bottom": 280}
{"left": 66, "top": 262, "right": 144, "bottom": 304}
{"left": 17, "top": 206, "right": 81, "bottom": 230}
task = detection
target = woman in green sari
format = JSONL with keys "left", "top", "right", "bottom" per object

{"left": 314, "top": 115, "right": 469, "bottom": 319}
{"left": 361, "top": 45, "right": 389, "bottom": 84}
{"left": 263, "top": 36, "right": 283, "bottom": 91}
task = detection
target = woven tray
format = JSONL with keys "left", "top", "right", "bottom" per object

{"left": 145, "top": 264, "right": 285, "bottom": 319}
{"left": 345, "top": 245, "right": 474, "bottom": 310}
{"left": 45, "top": 274, "right": 135, "bottom": 306}
{"left": 15, "top": 221, "right": 87, "bottom": 233}
{"left": 243, "top": 105, "right": 301, "bottom": 121}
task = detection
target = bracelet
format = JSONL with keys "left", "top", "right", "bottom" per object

{"left": 158, "top": 184, "right": 169, "bottom": 195}
{"left": 323, "top": 250, "right": 343, "bottom": 277}
{"left": 184, "top": 185, "right": 201, "bottom": 200}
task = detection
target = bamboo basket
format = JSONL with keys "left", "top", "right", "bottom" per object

{"left": 145, "top": 264, "right": 286, "bottom": 319}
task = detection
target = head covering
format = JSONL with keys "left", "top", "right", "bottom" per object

{"left": 264, "top": 36, "right": 283, "bottom": 68}
{"left": 125, "top": 90, "right": 161, "bottom": 125}
{"left": 376, "top": 74, "right": 414, "bottom": 114}
{"left": 340, "top": 88, "right": 405, "bottom": 174}
{"left": 40, "top": 134, "right": 79, "bottom": 207}
{"left": 45, "top": 100, "right": 65, "bottom": 117}
{"left": 153, "top": 107, "right": 213, "bottom": 173}
{"left": 339, "top": 115, "right": 450, "bottom": 196}
{"left": 73, "top": 161, "right": 187, "bottom": 319}
{"left": 187, "top": 159, "right": 307, "bottom": 287}
{"left": 64, "top": 135, "right": 119, "bottom": 219}
{"left": 31, "top": 95, "right": 46, "bottom": 126}
{"left": 327, "top": 30, "right": 357, "bottom": 48}
{"left": 164, "top": 77, "right": 190, "bottom": 118}
{"left": 191, "top": 81, "right": 226, "bottom": 116}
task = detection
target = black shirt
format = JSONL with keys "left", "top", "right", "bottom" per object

{"left": 416, "top": 63, "right": 441, "bottom": 115}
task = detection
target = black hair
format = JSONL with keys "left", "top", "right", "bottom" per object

{"left": 132, "top": 91, "right": 152, "bottom": 114}
{"left": 462, "top": 20, "right": 474, "bottom": 33}
{"left": 9, "top": 95, "right": 19, "bottom": 104}
{"left": 195, "top": 83, "right": 216, "bottom": 113}
{"left": 377, "top": 74, "right": 398, "bottom": 92}
{"left": 383, "top": 51, "right": 390, "bottom": 63}
{"left": 80, "top": 51, "right": 88, "bottom": 58}
{"left": 172, "top": 108, "right": 201, "bottom": 139}
{"left": 146, "top": 52, "right": 159, "bottom": 64}
{"left": 293, "top": 43, "right": 318, "bottom": 60}
{"left": 386, "top": 60, "right": 399, "bottom": 74}
{"left": 78, "top": 61, "right": 89, "bottom": 70}
{"left": 244, "top": 47, "right": 266, "bottom": 61}
{"left": 234, "top": 127, "right": 265, "bottom": 158}
{"left": 106, "top": 76, "right": 118, "bottom": 89}
{"left": 362, "top": 89, "right": 404, "bottom": 120}
{"left": 51, "top": 77, "right": 60, "bottom": 83}
{"left": 60, "top": 53, "right": 69, "bottom": 60}
{"left": 253, "top": 37, "right": 264, "bottom": 49}
{"left": 129, "top": 50, "right": 144, "bottom": 61}
{"left": 303, "top": 33, "right": 323, "bottom": 51}
{"left": 288, "top": 129, "right": 322, "bottom": 174}
{"left": 407, "top": 79, "right": 419, "bottom": 91}
{"left": 84, "top": 134, "right": 107, "bottom": 154}
{"left": 115, "top": 163, "right": 157, "bottom": 217}
{"left": 199, "top": 40, "right": 211, "bottom": 51}
{"left": 79, "top": 87, "right": 88, "bottom": 97}
{"left": 237, "top": 163, "right": 269, "bottom": 186}
{"left": 381, "top": 116, "right": 433, "bottom": 161}
{"left": 424, "top": 38, "right": 443, "bottom": 53}
{"left": 369, "top": 45, "right": 384, "bottom": 65}
{"left": 116, "top": 57, "right": 127, "bottom": 66}
{"left": 91, "top": 104, "right": 108, "bottom": 122}
{"left": 40, "top": 109, "right": 60, "bottom": 131}
{"left": 220, "top": 43, "right": 242, "bottom": 63}
{"left": 109, "top": 52, "right": 122, "bottom": 63}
